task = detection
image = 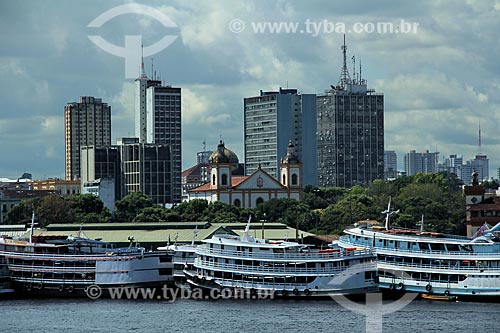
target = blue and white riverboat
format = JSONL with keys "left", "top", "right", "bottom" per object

{"left": 339, "top": 209, "right": 500, "bottom": 298}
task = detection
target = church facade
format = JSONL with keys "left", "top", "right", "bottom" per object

{"left": 187, "top": 141, "right": 302, "bottom": 208}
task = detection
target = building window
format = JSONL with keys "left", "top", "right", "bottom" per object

{"left": 282, "top": 174, "right": 286, "bottom": 184}
{"left": 256, "top": 197, "right": 264, "bottom": 206}
{"left": 292, "top": 174, "right": 298, "bottom": 185}
{"left": 212, "top": 174, "right": 216, "bottom": 185}
{"left": 221, "top": 174, "right": 228, "bottom": 186}
{"left": 234, "top": 199, "right": 241, "bottom": 207}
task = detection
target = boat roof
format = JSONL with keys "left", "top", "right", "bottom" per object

{"left": 202, "top": 234, "right": 304, "bottom": 249}
{"left": 344, "top": 226, "right": 479, "bottom": 245}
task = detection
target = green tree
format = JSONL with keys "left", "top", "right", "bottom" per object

{"left": 173, "top": 199, "right": 209, "bottom": 221}
{"left": 113, "top": 192, "right": 154, "bottom": 222}
{"left": 133, "top": 206, "right": 169, "bottom": 222}
{"left": 5, "top": 199, "right": 35, "bottom": 225}
{"left": 35, "top": 194, "right": 73, "bottom": 227}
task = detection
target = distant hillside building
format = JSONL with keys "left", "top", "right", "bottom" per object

{"left": 64, "top": 96, "right": 111, "bottom": 180}
{"left": 404, "top": 150, "right": 439, "bottom": 176}
{"left": 384, "top": 151, "right": 397, "bottom": 180}
{"left": 187, "top": 141, "right": 302, "bottom": 207}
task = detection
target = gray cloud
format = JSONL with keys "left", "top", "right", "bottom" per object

{"left": 0, "top": 0, "right": 499, "bottom": 179}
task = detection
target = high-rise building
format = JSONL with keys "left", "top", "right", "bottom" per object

{"left": 119, "top": 142, "right": 173, "bottom": 205}
{"left": 404, "top": 150, "right": 439, "bottom": 176}
{"left": 65, "top": 96, "right": 111, "bottom": 180}
{"left": 135, "top": 58, "right": 181, "bottom": 203}
{"left": 80, "top": 145, "right": 122, "bottom": 202}
{"left": 438, "top": 154, "right": 463, "bottom": 175}
{"left": 243, "top": 88, "right": 317, "bottom": 185}
{"left": 316, "top": 36, "right": 384, "bottom": 188}
{"left": 459, "top": 154, "right": 489, "bottom": 184}
{"left": 384, "top": 150, "right": 397, "bottom": 180}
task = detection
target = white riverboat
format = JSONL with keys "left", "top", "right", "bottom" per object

{"left": 184, "top": 219, "right": 377, "bottom": 297}
{"left": 0, "top": 233, "right": 174, "bottom": 295}
{"left": 338, "top": 217, "right": 500, "bottom": 298}
{"left": 158, "top": 243, "right": 196, "bottom": 288}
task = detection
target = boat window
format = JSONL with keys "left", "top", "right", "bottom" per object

{"left": 429, "top": 243, "right": 445, "bottom": 251}
{"left": 446, "top": 244, "right": 459, "bottom": 252}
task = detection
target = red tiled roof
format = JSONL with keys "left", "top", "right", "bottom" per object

{"left": 188, "top": 176, "right": 249, "bottom": 192}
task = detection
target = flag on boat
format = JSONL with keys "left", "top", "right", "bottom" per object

{"left": 472, "top": 222, "right": 489, "bottom": 239}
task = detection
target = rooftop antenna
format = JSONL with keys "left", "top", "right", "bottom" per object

{"left": 141, "top": 44, "right": 145, "bottom": 75}
{"left": 420, "top": 214, "right": 425, "bottom": 232}
{"left": 202, "top": 139, "right": 206, "bottom": 151}
{"left": 352, "top": 55, "right": 356, "bottom": 84}
{"left": 359, "top": 59, "right": 363, "bottom": 84}
{"left": 478, "top": 120, "right": 482, "bottom": 154}
{"left": 339, "top": 34, "right": 351, "bottom": 88}
{"left": 151, "top": 58, "right": 154, "bottom": 79}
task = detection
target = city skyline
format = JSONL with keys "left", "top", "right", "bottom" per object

{"left": 1, "top": 0, "right": 499, "bottom": 180}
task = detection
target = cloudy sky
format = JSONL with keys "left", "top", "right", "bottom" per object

{"left": 1, "top": 0, "right": 499, "bottom": 180}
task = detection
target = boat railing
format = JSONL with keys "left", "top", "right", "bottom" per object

{"left": 196, "top": 247, "right": 373, "bottom": 260}
{"left": 194, "top": 260, "right": 375, "bottom": 275}
{"left": 8, "top": 264, "right": 96, "bottom": 273}
{"left": 377, "top": 260, "right": 499, "bottom": 272}
{"left": 338, "top": 236, "right": 500, "bottom": 257}
{"left": 0, "top": 250, "right": 145, "bottom": 261}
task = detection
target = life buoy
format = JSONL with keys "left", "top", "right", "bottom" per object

{"left": 67, "top": 285, "right": 74, "bottom": 293}
{"left": 425, "top": 284, "right": 432, "bottom": 292}
{"left": 444, "top": 290, "right": 450, "bottom": 296}
{"left": 398, "top": 283, "right": 405, "bottom": 290}
{"left": 389, "top": 283, "right": 395, "bottom": 290}
{"left": 35, "top": 282, "right": 43, "bottom": 290}
{"left": 282, "top": 289, "right": 288, "bottom": 297}
{"left": 293, "top": 288, "right": 299, "bottom": 295}
{"left": 26, "top": 284, "right": 32, "bottom": 292}
{"left": 304, "top": 289, "right": 311, "bottom": 296}
{"left": 59, "top": 285, "right": 64, "bottom": 292}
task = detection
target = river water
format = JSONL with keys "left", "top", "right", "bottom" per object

{"left": 1, "top": 297, "right": 499, "bottom": 332}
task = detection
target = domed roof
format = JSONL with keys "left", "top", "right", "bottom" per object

{"left": 209, "top": 140, "right": 239, "bottom": 165}
{"left": 282, "top": 140, "right": 300, "bottom": 163}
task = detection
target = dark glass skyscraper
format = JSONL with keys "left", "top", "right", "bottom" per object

{"left": 316, "top": 37, "right": 384, "bottom": 187}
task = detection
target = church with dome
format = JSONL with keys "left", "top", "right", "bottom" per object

{"left": 185, "top": 140, "right": 302, "bottom": 208}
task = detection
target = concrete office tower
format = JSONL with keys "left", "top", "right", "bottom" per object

{"left": 119, "top": 142, "right": 173, "bottom": 205}
{"left": 135, "top": 56, "right": 182, "bottom": 203}
{"left": 243, "top": 88, "right": 317, "bottom": 186}
{"left": 65, "top": 96, "right": 111, "bottom": 180}
{"left": 317, "top": 36, "right": 384, "bottom": 187}
{"left": 404, "top": 150, "right": 440, "bottom": 176}
{"left": 80, "top": 145, "right": 122, "bottom": 202}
